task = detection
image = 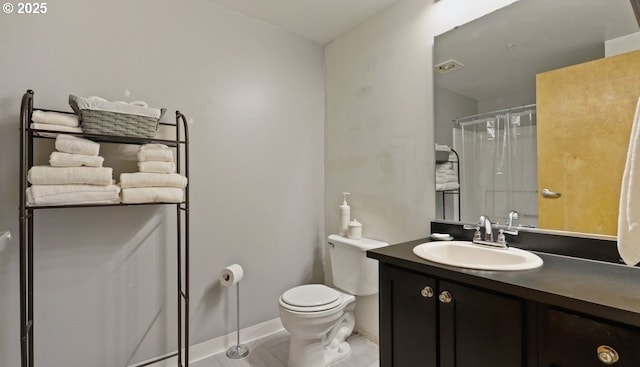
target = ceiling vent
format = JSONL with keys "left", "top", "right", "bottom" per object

{"left": 434, "top": 59, "right": 464, "bottom": 74}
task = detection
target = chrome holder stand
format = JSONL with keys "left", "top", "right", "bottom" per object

{"left": 226, "top": 283, "right": 249, "bottom": 359}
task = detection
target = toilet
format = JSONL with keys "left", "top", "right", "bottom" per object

{"left": 278, "top": 234, "right": 388, "bottom": 367}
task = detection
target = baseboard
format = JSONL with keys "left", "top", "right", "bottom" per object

{"left": 130, "top": 318, "right": 284, "bottom": 366}
{"left": 354, "top": 327, "right": 379, "bottom": 345}
{"left": 189, "top": 317, "right": 284, "bottom": 362}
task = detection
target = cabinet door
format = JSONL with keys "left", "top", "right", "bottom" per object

{"left": 439, "top": 281, "right": 524, "bottom": 367}
{"left": 379, "top": 264, "right": 437, "bottom": 367}
{"left": 538, "top": 307, "right": 640, "bottom": 367}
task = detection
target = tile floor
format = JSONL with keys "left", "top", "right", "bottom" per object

{"left": 190, "top": 330, "right": 379, "bottom": 367}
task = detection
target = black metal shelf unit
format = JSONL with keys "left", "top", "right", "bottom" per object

{"left": 436, "top": 148, "right": 461, "bottom": 221}
{"left": 18, "top": 90, "right": 190, "bottom": 367}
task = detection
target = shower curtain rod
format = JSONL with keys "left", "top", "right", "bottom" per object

{"left": 453, "top": 103, "right": 536, "bottom": 125}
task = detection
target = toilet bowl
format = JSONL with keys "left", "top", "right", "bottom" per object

{"left": 278, "top": 235, "right": 388, "bottom": 367}
{"left": 279, "top": 284, "right": 356, "bottom": 367}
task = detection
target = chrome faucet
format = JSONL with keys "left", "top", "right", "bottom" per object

{"left": 506, "top": 210, "right": 519, "bottom": 228}
{"left": 479, "top": 215, "right": 493, "bottom": 242}
{"left": 463, "top": 214, "right": 515, "bottom": 248}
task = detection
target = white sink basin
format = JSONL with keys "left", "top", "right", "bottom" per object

{"left": 413, "top": 241, "right": 543, "bottom": 271}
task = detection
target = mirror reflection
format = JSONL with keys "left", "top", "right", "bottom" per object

{"left": 434, "top": 0, "right": 640, "bottom": 236}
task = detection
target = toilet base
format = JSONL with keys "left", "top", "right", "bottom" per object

{"left": 288, "top": 336, "right": 352, "bottom": 367}
{"left": 324, "top": 340, "right": 351, "bottom": 366}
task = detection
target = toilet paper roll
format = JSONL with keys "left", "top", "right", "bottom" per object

{"left": 220, "top": 264, "right": 244, "bottom": 287}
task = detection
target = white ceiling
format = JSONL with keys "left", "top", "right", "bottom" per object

{"left": 207, "top": 0, "right": 399, "bottom": 45}
{"left": 434, "top": 0, "right": 639, "bottom": 101}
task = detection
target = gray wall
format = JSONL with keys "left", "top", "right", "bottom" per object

{"left": 434, "top": 86, "right": 478, "bottom": 147}
{"left": 0, "top": 0, "right": 523, "bottom": 365}
{"left": 0, "top": 1, "right": 324, "bottom": 366}
{"left": 324, "top": 0, "right": 517, "bottom": 340}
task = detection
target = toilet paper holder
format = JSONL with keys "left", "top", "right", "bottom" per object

{"left": 220, "top": 264, "right": 249, "bottom": 359}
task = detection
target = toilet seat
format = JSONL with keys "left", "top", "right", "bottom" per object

{"left": 280, "top": 284, "right": 343, "bottom": 313}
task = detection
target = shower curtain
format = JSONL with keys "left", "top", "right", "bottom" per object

{"left": 452, "top": 105, "right": 538, "bottom": 227}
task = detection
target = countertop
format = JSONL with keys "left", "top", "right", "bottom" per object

{"left": 367, "top": 238, "right": 640, "bottom": 328}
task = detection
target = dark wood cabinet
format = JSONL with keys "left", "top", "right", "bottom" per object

{"left": 538, "top": 307, "right": 640, "bottom": 367}
{"left": 370, "top": 237, "right": 640, "bottom": 367}
{"left": 380, "top": 264, "right": 437, "bottom": 367}
{"left": 439, "top": 280, "right": 524, "bottom": 367}
{"left": 380, "top": 264, "right": 525, "bottom": 367}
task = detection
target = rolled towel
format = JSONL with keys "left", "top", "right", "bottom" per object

{"left": 71, "top": 95, "right": 162, "bottom": 119}
{"left": 55, "top": 134, "right": 100, "bottom": 156}
{"left": 28, "top": 166, "right": 113, "bottom": 186}
{"left": 27, "top": 184, "right": 120, "bottom": 206}
{"left": 130, "top": 101, "right": 149, "bottom": 107}
{"left": 138, "top": 161, "right": 176, "bottom": 174}
{"left": 120, "top": 172, "right": 187, "bottom": 189}
{"left": 32, "top": 110, "right": 79, "bottom": 127}
{"left": 140, "top": 144, "right": 170, "bottom": 151}
{"left": 30, "top": 123, "right": 83, "bottom": 134}
{"left": 137, "top": 149, "right": 173, "bottom": 162}
{"left": 121, "top": 187, "right": 184, "bottom": 204}
{"left": 50, "top": 152, "right": 104, "bottom": 168}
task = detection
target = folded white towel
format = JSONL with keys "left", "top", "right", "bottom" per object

{"left": 120, "top": 172, "right": 187, "bottom": 189}
{"left": 436, "top": 175, "right": 446, "bottom": 184}
{"left": 138, "top": 161, "right": 176, "bottom": 174}
{"left": 32, "top": 110, "right": 79, "bottom": 127}
{"left": 55, "top": 134, "right": 100, "bottom": 156}
{"left": 436, "top": 162, "right": 453, "bottom": 173}
{"left": 121, "top": 187, "right": 184, "bottom": 204}
{"left": 618, "top": 96, "right": 640, "bottom": 265}
{"left": 437, "top": 168, "right": 455, "bottom": 177}
{"left": 436, "top": 182, "right": 459, "bottom": 191}
{"left": 30, "top": 123, "right": 83, "bottom": 134}
{"left": 435, "top": 144, "right": 451, "bottom": 152}
{"left": 72, "top": 95, "right": 162, "bottom": 119}
{"left": 137, "top": 149, "right": 173, "bottom": 162}
{"left": 140, "top": 144, "right": 170, "bottom": 151}
{"left": 50, "top": 152, "right": 104, "bottom": 168}
{"left": 27, "top": 184, "right": 121, "bottom": 206}
{"left": 28, "top": 166, "right": 113, "bottom": 186}
{"left": 446, "top": 182, "right": 460, "bottom": 190}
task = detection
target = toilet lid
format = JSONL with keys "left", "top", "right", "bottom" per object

{"left": 281, "top": 284, "right": 341, "bottom": 308}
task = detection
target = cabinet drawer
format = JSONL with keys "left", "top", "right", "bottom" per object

{"left": 539, "top": 308, "right": 640, "bottom": 367}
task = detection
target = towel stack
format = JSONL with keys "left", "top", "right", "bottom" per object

{"left": 436, "top": 152, "right": 459, "bottom": 191}
{"left": 26, "top": 135, "right": 120, "bottom": 206}
{"left": 30, "top": 110, "right": 82, "bottom": 133}
{"left": 120, "top": 144, "right": 187, "bottom": 204}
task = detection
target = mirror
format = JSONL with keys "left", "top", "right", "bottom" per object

{"left": 434, "top": 0, "right": 640, "bottom": 236}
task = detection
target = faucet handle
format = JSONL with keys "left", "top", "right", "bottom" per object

{"left": 497, "top": 229, "right": 507, "bottom": 246}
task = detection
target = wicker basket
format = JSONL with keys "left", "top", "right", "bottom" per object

{"left": 69, "top": 95, "right": 165, "bottom": 138}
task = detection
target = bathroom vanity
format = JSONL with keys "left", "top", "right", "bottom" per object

{"left": 367, "top": 228, "right": 640, "bottom": 367}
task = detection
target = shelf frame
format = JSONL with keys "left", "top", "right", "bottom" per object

{"left": 19, "top": 90, "right": 190, "bottom": 367}
{"left": 437, "top": 148, "right": 461, "bottom": 221}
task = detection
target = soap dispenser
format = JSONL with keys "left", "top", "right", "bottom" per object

{"left": 339, "top": 192, "right": 351, "bottom": 236}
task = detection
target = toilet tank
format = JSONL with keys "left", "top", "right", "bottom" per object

{"left": 328, "top": 234, "right": 388, "bottom": 296}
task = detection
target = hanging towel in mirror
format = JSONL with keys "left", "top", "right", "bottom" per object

{"left": 618, "top": 96, "right": 640, "bottom": 266}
